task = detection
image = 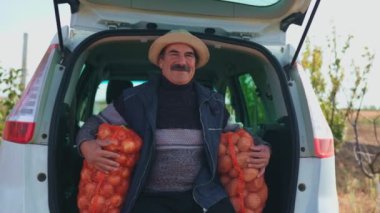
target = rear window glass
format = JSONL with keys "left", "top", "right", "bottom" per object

{"left": 225, "top": 73, "right": 267, "bottom": 134}
{"left": 238, "top": 74, "right": 266, "bottom": 130}
{"left": 219, "top": 0, "right": 280, "bottom": 7}
{"left": 93, "top": 80, "right": 145, "bottom": 114}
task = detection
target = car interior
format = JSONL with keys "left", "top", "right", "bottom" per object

{"left": 52, "top": 34, "right": 296, "bottom": 212}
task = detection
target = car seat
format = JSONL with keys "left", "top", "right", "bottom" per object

{"left": 106, "top": 79, "right": 133, "bottom": 104}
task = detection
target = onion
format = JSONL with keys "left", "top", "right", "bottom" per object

{"left": 116, "top": 130, "right": 128, "bottom": 140}
{"left": 115, "top": 154, "right": 128, "bottom": 166}
{"left": 246, "top": 176, "right": 264, "bottom": 192}
{"left": 104, "top": 138, "right": 120, "bottom": 152}
{"left": 229, "top": 133, "right": 239, "bottom": 145}
{"left": 77, "top": 195, "right": 89, "bottom": 210}
{"left": 83, "top": 183, "right": 96, "bottom": 196}
{"left": 226, "top": 144, "right": 239, "bottom": 155}
{"left": 243, "top": 168, "right": 258, "bottom": 182}
{"left": 120, "top": 168, "right": 131, "bottom": 179}
{"left": 218, "top": 155, "right": 232, "bottom": 173}
{"left": 80, "top": 168, "right": 92, "bottom": 183}
{"left": 237, "top": 129, "right": 252, "bottom": 140}
{"left": 91, "top": 195, "right": 106, "bottom": 210}
{"left": 107, "top": 175, "right": 122, "bottom": 186}
{"left": 230, "top": 196, "right": 242, "bottom": 213}
{"left": 220, "top": 134, "right": 228, "bottom": 145}
{"left": 97, "top": 124, "right": 111, "bottom": 140}
{"left": 227, "top": 179, "right": 244, "bottom": 197}
{"left": 109, "top": 195, "right": 123, "bottom": 208}
{"left": 121, "top": 140, "right": 138, "bottom": 154}
{"left": 229, "top": 168, "right": 239, "bottom": 178}
{"left": 99, "top": 183, "right": 114, "bottom": 198}
{"left": 236, "top": 152, "right": 250, "bottom": 168}
{"left": 257, "top": 184, "right": 268, "bottom": 203}
{"left": 237, "top": 137, "right": 253, "bottom": 152}
{"left": 115, "top": 179, "right": 129, "bottom": 195}
{"left": 108, "top": 209, "right": 120, "bottom": 213}
{"left": 245, "top": 193, "right": 261, "bottom": 210}
{"left": 125, "top": 154, "right": 139, "bottom": 167}
{"left": 218, "top": 143, "right": 227, "bottom": 156}
{"left": 245, "top": 208, "right": 255, "bottom": 213}
{"left": 93, "top": 171, "right": 106, "bottom": 182}
{"left": 220, "top": 175, "right": 230, "bottom": 186}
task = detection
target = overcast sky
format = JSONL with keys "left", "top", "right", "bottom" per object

{"left": 0, "top": 0, "right": 379, "bottom": 108}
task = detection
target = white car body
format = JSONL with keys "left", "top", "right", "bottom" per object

{"left": 0, "top": 0, "right": 338, "bottom": 212}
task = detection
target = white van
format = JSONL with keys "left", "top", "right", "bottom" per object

{"left": 0, "top": 0, "right": 338, "bottom": 212}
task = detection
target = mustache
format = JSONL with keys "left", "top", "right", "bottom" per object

{"left": 171, "top": 64, "right": 191, "bottom": 72}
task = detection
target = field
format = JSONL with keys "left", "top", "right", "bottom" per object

{"left": 336, "top": 110, "right": 380, "bottom": 212}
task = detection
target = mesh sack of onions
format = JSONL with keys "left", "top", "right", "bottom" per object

{"left": 218, "top": 129, "right": 268, "bottom": 213}
{"left": 77, "top": 123, "right": 142, "bottom": 213}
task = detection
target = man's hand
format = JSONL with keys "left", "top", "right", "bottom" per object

{"left": 80, "top": 140, "right": 120, "bottom": 173}
{"left": 246, "top": 145, "right": 271, "bottom": 177}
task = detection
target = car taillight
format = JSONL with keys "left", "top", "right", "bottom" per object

{"left": 2, "top": 121, "right": 35, "bottom": 143}
{"left": 2, "top": 44, "right": 58, "bottom": 144}
{"left": 297, "top": 64, "right": 335, "bottom": 158}
{"left": 314, "top": 138, "right": 334, "bottom": 158}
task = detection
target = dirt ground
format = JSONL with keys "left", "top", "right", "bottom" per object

{"left": 336, "top": 110, "right": 380, "bottom": 212}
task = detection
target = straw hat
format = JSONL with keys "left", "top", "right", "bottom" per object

{"left": 148, "top": 30, "right": 210, "bottom": 68}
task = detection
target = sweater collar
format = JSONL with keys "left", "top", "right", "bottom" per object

{"left": 159, "top": 75, "right": 195, "bottom": 91}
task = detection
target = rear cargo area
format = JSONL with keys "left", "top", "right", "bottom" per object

{"left": 49, "top": 31, "right": 298, "bottom": 213}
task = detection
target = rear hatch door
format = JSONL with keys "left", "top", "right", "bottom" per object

{"left": 56, "top": 0, "right": 314, "bottom": 46}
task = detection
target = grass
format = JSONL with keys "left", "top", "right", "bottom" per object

{"left": 336, "top": 110, "right": 380, "bottom": 213}
{"left": 336, "top": 145, "right": 379, "bottom": 212}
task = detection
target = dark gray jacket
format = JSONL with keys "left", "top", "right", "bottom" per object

{"left": 77, "top": 76, "right": 230, "bottom": 212}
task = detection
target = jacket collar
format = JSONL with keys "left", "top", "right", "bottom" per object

{"left": 144, "top": 74, "right": 213, "bottom": 102}
{"left": 139, "top": 75, "right": 159, "bottom": 129}
{"left": 194, "top": 81, "right": 216, "bottom": 104}
{"left": 138, "top": 74, "right": 221, "bottom": 119}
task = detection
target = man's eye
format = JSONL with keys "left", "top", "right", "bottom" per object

{"left": 168, "top": 51, "right": 178, "bottom": 55}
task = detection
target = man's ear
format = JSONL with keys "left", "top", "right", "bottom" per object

{"left": 158, "top": 58, "right": 164, "bottom": 69}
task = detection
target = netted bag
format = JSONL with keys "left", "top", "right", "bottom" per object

{"left": 77, "top": 123, "right": 142, "bottom": 213}
{"left": 218, "top": 129, "right": 268, "bottom": 213}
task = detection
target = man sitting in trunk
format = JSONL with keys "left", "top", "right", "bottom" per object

{"left": 76, "top": 29, "right": 271, "bottom": 213}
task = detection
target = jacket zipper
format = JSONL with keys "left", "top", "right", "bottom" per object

{"left": 193, "top": 99, "right": 218, "bottom": 212}
{"left": 129, "top": 140, "right": 154, "bottom": 208}
{"left": 128, "top": 120, "right": 156, "bottom": 212}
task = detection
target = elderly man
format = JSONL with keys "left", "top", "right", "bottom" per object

{"left": 77, "top": 30, "right": 270, "bottom": 213}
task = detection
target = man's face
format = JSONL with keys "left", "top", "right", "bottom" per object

{"left": 158, "top": 43, "right": 197, "bottom": 85}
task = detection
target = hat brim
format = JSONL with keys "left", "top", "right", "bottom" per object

{"left": 148, "top": 31, "right": 210, "bottom": 69}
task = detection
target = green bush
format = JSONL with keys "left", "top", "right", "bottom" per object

{"left": 301, "top": 27, "right": 374, "bottom": 150}
{"left": 0, "top": 66, "right": 24, "bottom": 139}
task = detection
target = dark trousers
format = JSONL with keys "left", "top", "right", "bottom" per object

{"left": 131, "top": 190, "right": 235, "bottom": 213}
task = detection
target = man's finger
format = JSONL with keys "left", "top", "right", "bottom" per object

{"left": 251, "top": 145, "right": 270, "bottom": 153}
{"left": 94, "top": 164, "right": 109, "bottom": 173}
{"left": 248, "top": 151, "right": 268, "bottom": 159}
{"left": 257, "top": 167, "right": 266, "bottom": 177}
{"left": 96, "top": 139, "right": 112, "bottom": 147}
{"left": 248, "top": 162, "right": 266, "bottom": 169}
{"left": 247, "top": 157, "right": 267, "bottom": 164}
{"left": 100, "top": 150, "right": 120, "bottom": 159}
{"left": 98, "top": 157, "right": 120, "bottom": 168}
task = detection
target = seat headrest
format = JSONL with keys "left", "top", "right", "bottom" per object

{"left": 106, "top": 80, "right": 133, "bottom": 104}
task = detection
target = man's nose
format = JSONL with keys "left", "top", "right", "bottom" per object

{"left": 176, "top": 54, "right": 187, "bottom": 64}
